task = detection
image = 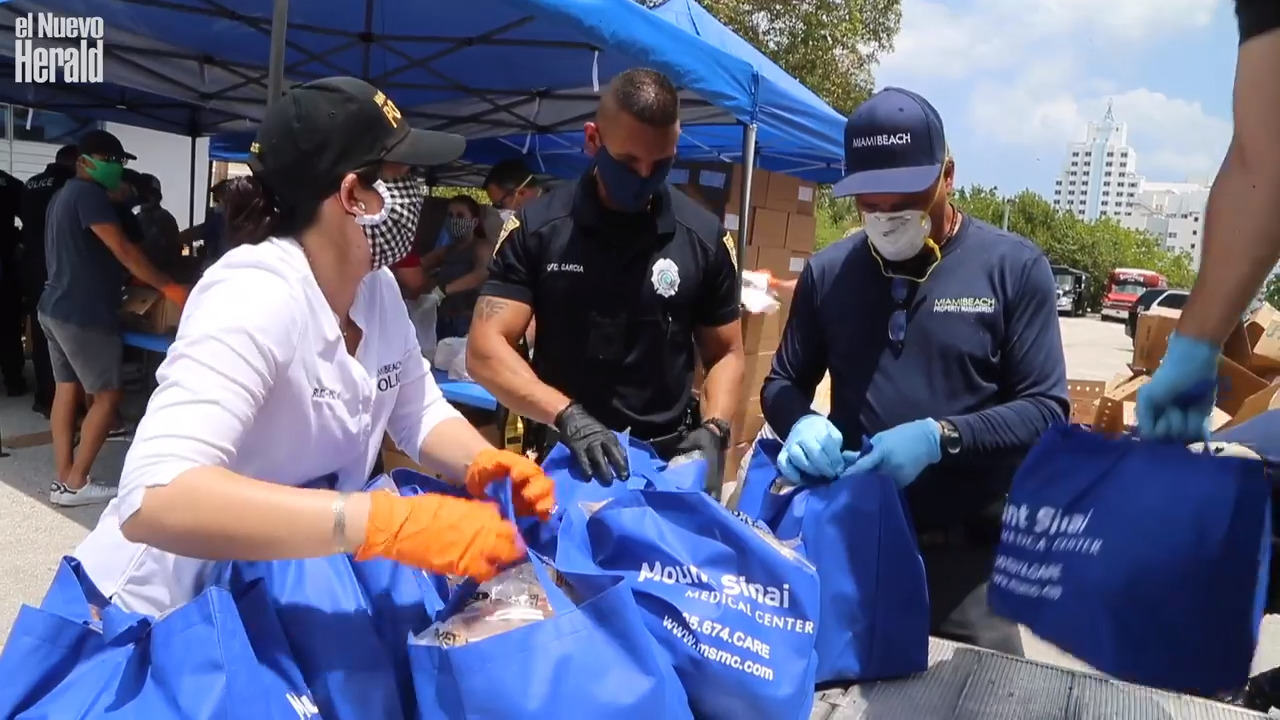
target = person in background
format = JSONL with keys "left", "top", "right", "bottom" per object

{"left": 39, "top": 129, "right": 190, "bottom": 508}
{"left": 483, "top": 159, "right": 543, "bottom": 215}
{"left": 761, "top": 88, "right": 1068, "bottom": 656}
{"left": 468, "top": 68, "right": 745, "bottom": 495}
{"left": 0, "top": 163, "right": 26, "bottom": 398}
{"left": 70, "top": 77, "right": 552, "bottom": 616}
{"left": 20, "top": 144, "right": 79, "bottom": 416}
{"left": 1136, "top": 0, "right": 1280, "bottom": 441}
{"left": 135, "top": 174, "right": 182, "bottom": 271}
{"left": 418, "top": 195, "right": 494, "bottom": 340}
{"left": 112, "top": 169, "right": 147, "bottom": 245}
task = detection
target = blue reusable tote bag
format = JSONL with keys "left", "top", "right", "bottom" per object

{"left": 554, "top": 480, "right": 821, "bottom": 720}
{"left": 409, "top": 482, "right": 693, "bottom": 720}
{"left": 0, "top": 557, "right": 322, "bottom": 719}
{"left": 735, "top": 439, "right": 930, "bottom": 684}
{"left": 988, "top": 424, "right": 1271, "bottom": 695}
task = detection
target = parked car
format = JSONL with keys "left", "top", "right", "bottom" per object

{"left": 1125, "top": 288, "right": 1189, "bottom": 339}
{"left": 1051, "top": 265, "right": 1090, "bottom": 316}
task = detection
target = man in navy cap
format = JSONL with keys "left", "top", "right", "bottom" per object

{"left": 760, "top": 87, "right": 1069, "bottom": 654}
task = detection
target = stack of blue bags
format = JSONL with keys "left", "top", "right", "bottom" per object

{"left": 0, "top": 433, "right": 938, "bottom": 720}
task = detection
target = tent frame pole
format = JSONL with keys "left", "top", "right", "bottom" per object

{"left": 266, "top": 0, "right": 290, "bottom": 108}
{"left": 737, "top": 123, "right": 758, "bottom": 289}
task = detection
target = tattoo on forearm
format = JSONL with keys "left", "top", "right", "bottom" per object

{"left": 475, "top": 297, "right": 511, "bottom": 322}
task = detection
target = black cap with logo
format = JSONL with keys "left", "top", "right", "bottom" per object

{"left": 78, "top": 129, "right": 136, "bottom": 162}
{"left": 249, "top": 76, "right": 465, "bottom": 207}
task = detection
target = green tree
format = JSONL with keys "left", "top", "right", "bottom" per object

{"left": 635, "top": 0, "right": 902, "bottom": 116}
{"left": 951, "top": 185, "right": 1197, "bottom": 309}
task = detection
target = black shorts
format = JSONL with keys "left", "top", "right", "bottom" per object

{"left": 1238, "top": 0, "right": 1280, "bottom": 43}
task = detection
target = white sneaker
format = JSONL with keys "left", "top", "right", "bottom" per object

{"left": 50, "top": 480, "right": 117, "bottom": 507}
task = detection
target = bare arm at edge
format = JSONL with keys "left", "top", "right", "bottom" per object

{"left": 1177, "top": 29, "right": 1280, "bottom": 344}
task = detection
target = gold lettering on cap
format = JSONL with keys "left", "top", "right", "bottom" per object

{"left": 249, "top": 142, "right": 261, "bottom": 154}
{"left": 372, "top": 89, "right": 402, "bottom": 128}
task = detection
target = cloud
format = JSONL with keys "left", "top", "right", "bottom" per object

{"left": 876, "top": 0, "right": 1229, "bottom": 184}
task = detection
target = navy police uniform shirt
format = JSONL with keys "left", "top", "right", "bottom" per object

{"left": 761, "top": 217, "right": 1069, "bottom": 530}
{"left": 481, "top": 172, "right": 740, "bottom": 440}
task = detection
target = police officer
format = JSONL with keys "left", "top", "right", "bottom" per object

{"left": 0, "top": 162, "right": 26, "bottom": 398}
{"left": 467, "top": 68, "right": 746, "bottom": 494}
{"left": 482, "top": 158, "right": 544, "bottom": 215}
{"left": 20, "top": 144, "right": 78, "bottom": 414}
{"left": 761, "top": 88, "right": 1069, "bottom": 656}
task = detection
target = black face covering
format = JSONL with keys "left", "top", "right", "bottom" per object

{"left": 594, "top": 146, "right": 673, "bottom": 213}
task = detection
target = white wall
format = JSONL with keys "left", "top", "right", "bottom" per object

{"left": 105, "top": 123, "right": 211, "bottom": 228}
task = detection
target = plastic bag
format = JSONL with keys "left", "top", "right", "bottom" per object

{"left": 412, "top": 564, "right": 554, "bottom": 647}
{"left": 433, "top": 337, "right": 470, "bottom": 380}
{"left": 407, "top": 296, "right": 438, "bottom": 358}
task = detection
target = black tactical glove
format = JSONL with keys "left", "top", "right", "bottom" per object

{"left": 674, "top": 419, "right": 730, "bottom": 499}
{"left": 554, "top": 403, "right": 630, "bottom": 485}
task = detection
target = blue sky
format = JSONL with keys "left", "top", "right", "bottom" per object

{"left": 873, "top": 0, "right": 1237, "bottom": 198}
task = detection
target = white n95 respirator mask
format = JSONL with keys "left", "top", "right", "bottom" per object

{"left": 864, "top": 210, "right": 932, "bottom": 262}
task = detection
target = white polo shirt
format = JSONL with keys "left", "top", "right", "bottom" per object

{"left": 74, "top": 237, "right": 462, "bottom": 615}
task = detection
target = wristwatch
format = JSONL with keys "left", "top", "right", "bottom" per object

{"left": 703, "top": 418, "right": 732, "bottom": 449}
{"left": 938, "top": 419, "right": 963, "bottom": 455}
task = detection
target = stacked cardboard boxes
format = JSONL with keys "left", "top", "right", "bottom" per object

{"left": 670, "top": 161, "right": 818, "bottom": 279}
{"left": 120, "top": 286, "right": 187, "bottom": 334}
{"left": 1073, "top": 302, "right": 1280, "bottom": 434}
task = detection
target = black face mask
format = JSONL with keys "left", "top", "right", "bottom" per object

{"left": 594, "top": 146, "right": 673, "bottom": 213}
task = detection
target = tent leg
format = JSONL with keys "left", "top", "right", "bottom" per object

{"left": 187, "top": 135, "right": 197, "bottom": 227}
{"left": 266, "top": 0, "right": 290, "bottom": 107}
{"left": 736, "top": 123, "right": 758, "bottom": 292}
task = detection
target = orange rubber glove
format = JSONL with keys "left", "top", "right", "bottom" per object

{"left": 464, "top": 447, "right": 556, "bottom": 520}
{"left": 355, "top": 491, "right": 523, "bottom": 582}
{"left": 161, "top": 283, "right": 189, "bottom": 308}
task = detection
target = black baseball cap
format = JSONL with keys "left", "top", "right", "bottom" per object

{"left": 832, "top": 87, "right": 947, "bottom": 198}
{"left": 78, "top": 129, "right": 136, "bottom": 162}
{"left": 249, "top": 76, "right": 465, "bottom": 207}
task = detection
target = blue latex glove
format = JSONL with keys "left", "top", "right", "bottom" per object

{"left": 846, "top": 419, "right": 942, "bottom": 488}
{"left": 1136, "top": 332, "right": 1220, "bottom": 443}
{"left": 778, "top": 414, "right": 847, "bottom": 483}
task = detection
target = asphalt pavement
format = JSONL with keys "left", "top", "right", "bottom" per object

{"left": 2, "top": 315, "right": 1280, "bottom": 679}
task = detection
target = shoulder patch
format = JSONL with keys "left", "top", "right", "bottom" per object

{"left": 494, "top": 214, "right": 520, "bottom": 256}
{"left": 721, "top": 231, "right": 739, "bottom": 271}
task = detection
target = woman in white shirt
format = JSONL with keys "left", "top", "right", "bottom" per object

{"left": 74, "top": 77, "right": 555, "bottom": 616}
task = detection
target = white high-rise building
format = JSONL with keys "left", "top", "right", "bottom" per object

{"left": 1119, "top": 181, "right": 1211, "bottom": 270}
{"left": 1051, "top": 103, "right": 1145, "bottom": 222}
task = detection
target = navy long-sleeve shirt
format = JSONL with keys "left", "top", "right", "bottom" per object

{"left": 761, "top": 217, "right": 1069, "bottom": 530}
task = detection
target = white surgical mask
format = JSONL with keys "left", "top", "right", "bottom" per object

{"left": 863, "top": 210, "right": 932, "bottom": 262}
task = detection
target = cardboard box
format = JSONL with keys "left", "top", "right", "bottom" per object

{"left": 672, "top": 160, "right": 733, "bottom": 219}
{"left": 748, "top": 208, "right": 789, "bottom": 248}
{"left": 795, "top": 182, "right": 817, "bottom": 217}
{"left": 741, "top": 310, "right": 783, "bottom": 354}
{"left": 729, "top": 395, "right": 764, "bottom": 444}
{"left": 742, "top": 351, "right": 774, "bottom": 396}
{"left": 1131, "top": 308, "right": 1182, "bottom": 372}
{"left": 755, "top": 248, "right": 810, "bottom": 280}
{"left": 1067, "top": 379, "right": 1107, "bottom": 424}
{"left": 1092, "top": 375, "right": 1149, "bottom": 434}
{"left": 728, "top": 166, "right": 769, "bottom": 215}
{"left": 784, "top": 213, "right": 816, "bottom": 253}
{"left": 1217, "top": 356, "right": 1270, "bottom": 416}
{"left": 763, "top": 173, "right": 801, "bottom": 213}
{"left": 1247, "top": 303, "right": 1280, "bottom": 371}
{"left": 1223, "top": 383, "right": 1280, "bottom": 430}
{"left": 120, "top": 286, "right": 184, "bottom": 334}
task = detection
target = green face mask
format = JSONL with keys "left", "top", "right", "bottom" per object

{"left": 82, "top": 156, "right": 124, "bottom": 191}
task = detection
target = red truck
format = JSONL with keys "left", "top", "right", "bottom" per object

{"left": 1100, "top": 268, "right": 1167, "bottom": 321}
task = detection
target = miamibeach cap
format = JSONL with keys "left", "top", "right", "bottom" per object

{"left": 78, "top": 129, "right": 136, "bottom": 162}
{"left": 249, "top": 76, "right": 465, "bottom": 207}
{"left": 832, "top": 87, "right": 946, "bottom": 198}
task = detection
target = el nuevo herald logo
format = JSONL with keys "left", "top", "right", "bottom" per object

{"left": 13, "top": 12, "right": 104, "bottom": 83}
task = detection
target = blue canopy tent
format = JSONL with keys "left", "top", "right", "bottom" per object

{"left": 0, "top": 0, "right": 778, "bottom": 249}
